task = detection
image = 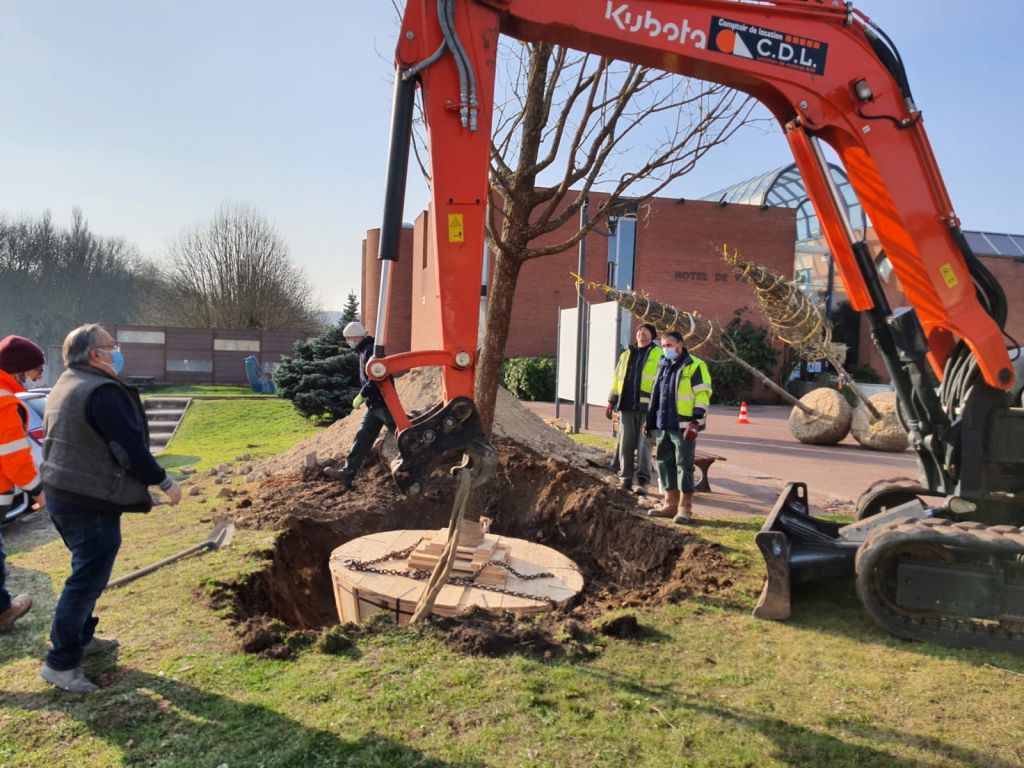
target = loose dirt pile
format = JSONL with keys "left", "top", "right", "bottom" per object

{"left": 258, "top": 369, "right": 608, "bottom": 478}
{"left": 207, "top": 374, "right": 734, "bottom": 658}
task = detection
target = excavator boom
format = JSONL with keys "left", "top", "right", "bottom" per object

{"left": 369, "top": 0, "right": 1024, "bottom": 651}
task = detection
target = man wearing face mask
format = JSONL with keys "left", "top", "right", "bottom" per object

{"left": 606, "top": 323, "right": 662, "bottom": 494}
{"left": 644, "top": 330, "right": 712, "bottom": 524}
{"left": 39, "top": 324, "right": 181, "bottom": 693}
{"left": 325, "top": 321, "right": 395, "bottom": 490}
{"left": 0, "top": 335, "right": 47, "bottom": 632}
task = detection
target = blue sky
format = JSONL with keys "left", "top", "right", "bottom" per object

{"left": 1, "top": 1, "right": 1021, "bottom": 310}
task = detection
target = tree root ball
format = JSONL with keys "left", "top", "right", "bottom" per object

{"left": 789, "top": 388, "right": 851, "bottom": 445}
{"left": 851, "top": 392, "right": 909, "bottom": 452}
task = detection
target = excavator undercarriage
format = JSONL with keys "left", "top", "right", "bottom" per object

{"left": 755, "top": 484, "right": 1024, "bottom": 653}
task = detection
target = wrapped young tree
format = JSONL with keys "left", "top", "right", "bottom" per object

{"left": 719, "top": 246, "right": 907, "bottom": 450}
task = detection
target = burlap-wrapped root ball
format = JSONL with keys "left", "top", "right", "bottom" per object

{"left": 850, "top": 392, "right": 909, "bottom": 452}
{"left": 789, "top": 388, "right": 852, "bottom": 445}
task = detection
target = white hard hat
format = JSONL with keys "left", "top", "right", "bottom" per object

{"left": 343, "top": 321, "right": 366, "bottom": 338}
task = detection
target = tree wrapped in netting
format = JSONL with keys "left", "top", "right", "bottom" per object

{"left": 720, "top": 245, "right": 907, "bottom": 450}
{"left": 572, "top": 275, "right": 851, "bottom": 444}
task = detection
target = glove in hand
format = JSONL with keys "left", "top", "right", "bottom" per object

{"left": 684, "top": 420, "right": 700, "bottom": 441}
{"left": 605, "top": 403, "right": 614, "bottom": 420}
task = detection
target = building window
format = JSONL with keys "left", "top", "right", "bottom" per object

{"left": 117, "top": 330, "right": 165, "bottom": 344}
{"left": 166, "top": 359, "right": 213, "bottom": 373}
{"left": 795, "top": 268, "right": 812, "bottom": 285}
{"left": 213, "top": 339, "right": 260, "bottom": 352}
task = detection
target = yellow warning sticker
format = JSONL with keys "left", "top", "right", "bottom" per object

{"left": 939, "top": 263, "right": 959, "bottom": 288}
{"left": 447, "top": 214, "right": 464, "bottom": 243}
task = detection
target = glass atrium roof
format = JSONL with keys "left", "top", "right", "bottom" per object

{"left": 962, "top": 230, "right": 1024, "bottom": 259}
{"left": 701, "top": 163, "right": 1023, "bottom": 262}
{"left": 700, "top": 162, "right": 866, "bottom": 242}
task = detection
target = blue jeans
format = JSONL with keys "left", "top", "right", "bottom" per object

{"left": 46, "top": 499, "right": 122, "bottom": 670}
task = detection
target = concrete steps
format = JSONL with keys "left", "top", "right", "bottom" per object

{"left": 144, "top": 397, "right": 191, "bottom": 454}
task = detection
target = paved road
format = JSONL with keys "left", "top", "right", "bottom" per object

{"left": 526, "top": 401, "right": 920, "bottom": 511}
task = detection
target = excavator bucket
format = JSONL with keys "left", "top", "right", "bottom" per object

{"left": 390, "top": 397, "right": 498, "bottom": 496}
{"left": 753, "top": 483, "right": 858, "bottom": 620}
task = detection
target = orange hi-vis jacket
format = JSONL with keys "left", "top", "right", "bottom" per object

{"left": 0, "top": 369, "right": 41, "bottom": 506}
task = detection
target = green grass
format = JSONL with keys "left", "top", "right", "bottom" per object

{"left": 569, "top": 432, "right": 617, "bottom": 452}
{"left": 2, "top": 400, "right": 1022, "bottom": 767}
{"left": 143, "top": 385, "right": 275, "bottom": 398}
{"left": 157, "top": 398, "right": 318, "bottom": 473}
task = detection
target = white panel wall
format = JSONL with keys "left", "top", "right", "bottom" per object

{"left": 557, "top": 303, "right": 620, "bottom": 407}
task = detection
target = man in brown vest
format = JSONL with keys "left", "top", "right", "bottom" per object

{"left": 40, "top": 324, "right": 182, "bottom": 693}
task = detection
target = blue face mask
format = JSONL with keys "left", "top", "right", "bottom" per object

{"left": 105, "top": 349, "right": 125, "bottom": 375}
{"left": 663, "top": 346, "right": 679, "bottom": 361}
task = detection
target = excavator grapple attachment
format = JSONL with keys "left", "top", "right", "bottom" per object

{"left": 753, "top": 483, "right": 858, "bottom": 620}
{"left": 390, "top": 397, "right": 498, "bottom": 496}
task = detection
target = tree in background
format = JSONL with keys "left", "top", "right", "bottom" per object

{"left": 707, "top": 313, "right": 780, "bottom": 404}
{"left": 460, "top": 44, "right": 758, "bottom": 430}
{"left": 0, "top": 208, "right": 159, "bottom": 347}
{"left": 159, "top": 204, "right": 322, "bottom": 331}
{"left": 274, "top": 321, "right": 361, "bottom": 423}
{"left": 340, "top": 291, "right": 360, "bottom": 325}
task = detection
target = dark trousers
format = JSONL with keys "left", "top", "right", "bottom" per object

{"left": 46, "top": 499, "right": 122, "bottom": 670}
{"left": 656, "top": 429, "right": 697, "bottom": 494}
{"left": 0, "top": 527, "right": 10, "bottom": 614}
{"left": 617, "top": 409, "right": 652, "bottom": 485}
{"left": 341, "top": 405, "right": 395, "bottom": 482}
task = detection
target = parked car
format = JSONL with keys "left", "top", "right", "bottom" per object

{"left": 2, "top": 389, "right": 47, "bottom": 526}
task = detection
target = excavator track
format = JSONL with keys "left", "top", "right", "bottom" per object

{"left": 856, "top": 517, "right": 1024, "bottom": 653}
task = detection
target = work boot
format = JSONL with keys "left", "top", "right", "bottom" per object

{"left": 648, "top": 489, "right": 680, "bottom": 518}
{"left": 619, "top": 478, "right": 633, "bottom": 492}
{"left": 84, "top": 636, "right": 119, "bottom": 656}
{"left": 673, "top": 492, "right": 695, "bottom": 525}
{"left": 0, "top": 594, "right": 32, "bottom": 631}
{"left": 40, "top": 663, "right": 99, "bottom": 694}
{"left": 323, "top": 467, "right": 354, "bottom": 489}
{"left": 632, "top": 481, "right": 648, "bottom": 496}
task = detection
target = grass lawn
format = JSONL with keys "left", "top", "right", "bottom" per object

{"left": 143, "top": 385, "right": 276, "bottom": 398}
{"left": 1, "top": 399, "right": 1022, "bottom": 767}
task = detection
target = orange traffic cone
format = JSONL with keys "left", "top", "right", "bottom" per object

{"left": 737, "top": 402, "right": 751, "bottom": 424}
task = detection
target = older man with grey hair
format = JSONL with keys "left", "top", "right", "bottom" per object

{"left": 40, "top": 324, "right": 181, "bottom": 694}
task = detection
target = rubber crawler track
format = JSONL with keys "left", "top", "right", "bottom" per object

{"left": 855, "top": 517, "right": 1024, "bottom": 653}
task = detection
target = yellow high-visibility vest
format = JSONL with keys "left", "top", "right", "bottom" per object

{"left": 610, "top": 345, "right": 664, "bottom": 407}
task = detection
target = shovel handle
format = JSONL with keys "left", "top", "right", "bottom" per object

{"left": 107, "top": 541, "right": 212, "bottom": 589}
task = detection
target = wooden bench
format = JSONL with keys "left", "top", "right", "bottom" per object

{"left": 693, "top": 449, "right": 726, "bottom": 493}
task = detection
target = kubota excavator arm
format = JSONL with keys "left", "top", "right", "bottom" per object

{"left": 371, "top": 0, "right": 1024, "bottom": 652}
{"left": 372, "top": 0, "right": 1014, "bottom": 492}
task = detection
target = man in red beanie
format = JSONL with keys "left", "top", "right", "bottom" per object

{"left": 0, "top": 335, "right": 46, "bottom": 632}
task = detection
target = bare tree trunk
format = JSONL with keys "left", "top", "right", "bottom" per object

{"left": 721, "top": 348, "right": 818, "bottom": 416}
{"left": 475, "top": 249, "right": 523, "bottom": 433}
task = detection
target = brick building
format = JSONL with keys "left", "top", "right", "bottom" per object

{"left": 362, "top": 190, "right": 796, "bottom": 359}
{"left": 360, "top": 171, "right": 1024, "bottom": 387}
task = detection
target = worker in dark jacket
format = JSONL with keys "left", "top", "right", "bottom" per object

{"left": 644, "top": 330, "right": 712, "bottom": 524}
{"left": 0, "top": 335, "right": 47, "bottom": 632}
{"left": 606, "top": 323, "right": 662, "bottom": 494}
{"left": 330, "top": 321, "right": 395, "bottom": 489}
{"left": 40, "top": 324, "right": 182, "bottom": 694}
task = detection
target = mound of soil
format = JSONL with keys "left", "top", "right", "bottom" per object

{"left": 258, "top": 368, "right": 606, "bottom": 479}
{"left": 208, "top": 373, "right": 733, "bottom": 658}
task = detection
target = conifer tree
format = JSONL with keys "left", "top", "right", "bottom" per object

{"left": 274, "top": 321, "right": 360, "bottom": 422}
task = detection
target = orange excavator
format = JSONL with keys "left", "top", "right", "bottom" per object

{"left": 367, "top": 0, "right": 1024, "bottom": 652}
